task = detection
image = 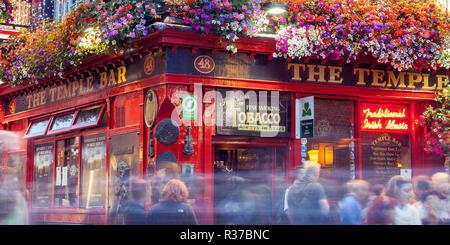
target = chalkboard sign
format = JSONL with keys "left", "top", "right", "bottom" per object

{"left": 361, "top": 132, "right": 410, "bottom": 185}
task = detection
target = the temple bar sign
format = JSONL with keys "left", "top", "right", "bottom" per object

{"left": 288, "top": 63, "right": 449, "bottom": 91}
{"left": 5, "top": 54, "right": 165, "bottom": 115}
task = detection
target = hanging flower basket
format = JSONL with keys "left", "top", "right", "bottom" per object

{"left": 417, "top": 83, "right": 450, "bottom": 157}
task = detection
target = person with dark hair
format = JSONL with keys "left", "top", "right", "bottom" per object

{"left": 286, "top": 161, "right": 329, "bottom": 225}
{"left": 411, "top": 176, "right": 433, "bottom": 224}
{"left": 385, "top": 175, "right": 421, "bottom": 225}
{"left": 122, "top": 178, "right": 149, "bottom": 225}
{"left": 364, "top": 195, "right": 398, "bottom": 225}
{"left": 147, "top": 179, "right": 198, "bottom": 225}
{"left": 412, "top": 176, "right": 431, "bottom": 203}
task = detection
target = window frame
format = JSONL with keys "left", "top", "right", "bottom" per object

{"left": 24, "top": 117, "right": 53, "bottom": 139}
{"left": 31, "top": 127, "right": 107, "bottom": 211}
{"left": 46, "top": 111, "right": 79, "bottom": 136}
{"left": 71, "top": 104, "right": 106, "bottom": 131}
{"left": 24, "top": 103, "right": 105, "bottom": 139}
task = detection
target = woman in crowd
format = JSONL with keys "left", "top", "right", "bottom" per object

{"left": 385, "top": 175, "right": 421, "bottom": 225}
{"left": 364, "top": 195, "right": 397, "bottom": 225}
{"left": 147, "top": 179, "right": 198, "bottom": 225}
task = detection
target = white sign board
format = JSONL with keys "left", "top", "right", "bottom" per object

{"left": 299, "top": 96, "right": 314, "bottom": 121}
{"left": 400, "top": 169, "right": 412, "bottom": 179}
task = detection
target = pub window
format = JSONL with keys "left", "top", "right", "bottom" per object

{"left": 25, "top": 118, "right": 50, "bottom": 138}
{"left": 304, "top": 98, "right": 355, "bottom": 199}
{"left": 32, "top": 143, "right": 54, "bottom": 208}
{"left": 73, "top": 104, "right": 105, "bottom": 130}
{"left": 24, "top": 103, "right": 105, "bottom": 138}
{"left": 80, "top": 133, "right": 107, "bottom": 209}
{"left": 47, "top": 112, "right": 76, "bottom": 135}
{"left": 75, "top": 105, "right": 103, "bottom": 126}
{"left": 31, "top": 133, "right": 107, "bottom": 209}
{"left": 54, "top": 137, "right": 79, "bottom": 208}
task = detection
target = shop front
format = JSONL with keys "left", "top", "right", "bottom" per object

{"left": 0, "top": 26, "right": 448, "bottom": 225}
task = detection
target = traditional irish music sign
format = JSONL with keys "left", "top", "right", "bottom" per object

{"left": 360, "top": 103, "right": 410, "bottom": 133}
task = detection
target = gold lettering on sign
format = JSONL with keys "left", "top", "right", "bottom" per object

{"left": 328, "top": 66, "right": 343, "bottom": 84}
{"left": 353, "top": 68, "right": 370, "bottom": 86}
{"left": 288, "top": 63, "right": 305, "bottom": 81}
{"left": 117, "top": 66, "right": 127, "bottom": 84}
{"left": 287, "top": 62, "right": 446, "bottom": 91}
{"left": 436, "top": 75, "right": 449, "bottom": 90}
{"left": 421, "top": 74, "right": 435, "bottom": 90}
{"left": 307, "top": 65, "right": 327, "bottom": 82}
{"left": 371, "top": 70, "right": 386, "bottom": 87}
{"left": 100, "top": 72, "right": 107, "bottom": 89}
{"left": 407, "top": 73, "right": 422, "bottom": 89}
{"left": 386, "top": 71, "right": 406, "bottom": 88}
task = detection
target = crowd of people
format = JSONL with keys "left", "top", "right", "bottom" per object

{"left": 1, "top": 158, "right": 449, "bottom": 225}
{"left": 282, "top": 161, "right": 450, "bottom": 225}
{"left": 119, "top": 160, "right": 449, "bottom": 225}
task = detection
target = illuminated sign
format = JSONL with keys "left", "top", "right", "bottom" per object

{"left": 216, "top": 89, "right": 291, "bottom": 137}
{"left": 360, "top": 103, "right": 410, "bottom": 132}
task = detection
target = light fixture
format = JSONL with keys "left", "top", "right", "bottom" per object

{"left": 263, "top": 1, "right": 288, "bottom": 16}
{"left": 78, "top": 27, "right": 101, "bottom": 50}
{"left": 307, "top": 150, "right": 319, "bottom": 162}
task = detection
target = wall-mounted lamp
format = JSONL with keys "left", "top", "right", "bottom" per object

{"left": 308, "top": 150, "right": 319, "bottom": 162}
{"left": 262, "top": 1, "right": 289, "bottom": 16}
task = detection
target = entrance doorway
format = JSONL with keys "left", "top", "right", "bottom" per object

{"left": 212, "top": 141, "right": 289, "bottom": 225}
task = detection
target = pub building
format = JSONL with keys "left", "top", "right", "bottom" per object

{"left": 0, "top": 23, "right": 448, "bottom": 225}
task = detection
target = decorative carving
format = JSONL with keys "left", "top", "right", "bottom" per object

{"left": 154, "top": 119, "right": 180, "bottom": 145}
{"left": 144, "top": 90, "right": 158, "bottom": 127}
{"left": 316, "top": 119, "right": 332, "bottom": 137}
{"left": 114, "top": 161, "right": 130, "bottom": 216}
{"left": 147, "top": 160, "right": 155, "bottom": 177}
{"left": 182, "top": 126, "right": 194, "bottom": 155}
{"left": 148, "top": 127, "right": 154, "bottom": 158}
{"left": 156, "top": 151, "right": 178, "bottom": 165}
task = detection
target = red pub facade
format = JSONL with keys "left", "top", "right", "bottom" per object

{"left": 0, "top": 24, "right": 447, "bottom": 225}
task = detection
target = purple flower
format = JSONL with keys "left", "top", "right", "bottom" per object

{"left": 129, "top": 32, "right": 136, "bottom": 38}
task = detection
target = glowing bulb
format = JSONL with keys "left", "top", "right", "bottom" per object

{"left": 266, "top": 7, "right": 287, "bottom": 15}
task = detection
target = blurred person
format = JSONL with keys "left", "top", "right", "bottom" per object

{"left": 364, "top": 195, "right": 398, "bottom": 225}
{"left": 430, "top": 172, "right": 450, "bottom": 224}
{"left": 0, "top": 176, "right": 29, "bottom": 225}
{"left": 150, "top": 161, "right": 180, "bottom": 206}
{"left": 286, "top": 161, "right": 329, "bottom": 225}
{"left": 221, "top": 183, "right": 272, "bottom": 225}
{"left": 338, "top": 180, "right": 370, "bottom": 225}
{"left": 385, "top": 175, "right": 421, "bottom": 225}
{"left": 368, "top": 184, "right": 385, "bottom": 202}
{"left": 412, "top": 176, "right": 432, "bottom": 204}
{"left": 122, "top": 178, "right": 149, "bottom": 225}
{"left": 283, "top": 165, "right": 304, "bottom": 212}
{"left": 411, "top": 176, "right": 433, "bottom": 223}
{"left": 146, "top": 179, "right": 198, "bottom": 225}
{"left": 419, "top": 191, "right": 442, "bottom": 225}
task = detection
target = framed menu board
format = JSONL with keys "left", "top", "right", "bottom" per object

{"left": 361, "top": 132, "right": 411, "bottom": 185}
{"left": 32, "top": 143, "right": 54, "bottom": 208}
